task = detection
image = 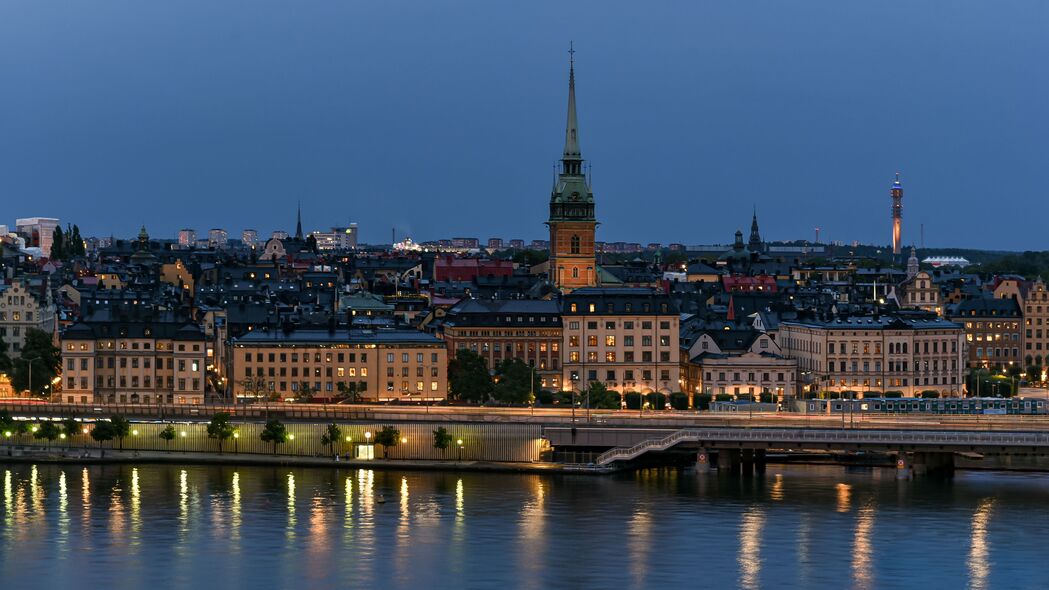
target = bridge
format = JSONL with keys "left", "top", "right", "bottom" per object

{"left": 545, "top": 426, "right": 1049, "bottom": 475}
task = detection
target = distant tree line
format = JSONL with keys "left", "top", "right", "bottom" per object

{"left": 50, "top": 223, "right": 86, "bottom": 260}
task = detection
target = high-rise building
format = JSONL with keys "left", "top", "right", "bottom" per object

{"left": 208, "top": 228, "right": 228, "bottom": 249}
{"left": 487, "top": 238, "right": 504, "bottom": 250}
{"left": 241, "top": 229, "right": 259, "bottom": 248}
{"left": 891, "top": 173, "right": 903, "bottom": 256}
{"left": 15, "top": 217, "right": 60, "bottom": 257}
{"left": 546, "top": 45, "right": 597, "bottom": 291}
{"left": 177, "top": 228, "right": 197, "bottom": 248}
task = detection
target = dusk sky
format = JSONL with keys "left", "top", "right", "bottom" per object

{"left": 2, "top": 1, "right": 1047, "bottom": 250}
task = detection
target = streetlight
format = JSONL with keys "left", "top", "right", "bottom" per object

{"left": 233, "top": 431, "right": 239, "bottom": 454}
{"left": 570, "top": 373, "right": 579, "bottom": 423}
{"left": 365, "top": 431, "right": 373, "bottom": 458}
{"left": 15, "top": 356, "right": 40, "bottom": 396}
{"left": 457, "top": 438, "right": 464, "bottom": 462}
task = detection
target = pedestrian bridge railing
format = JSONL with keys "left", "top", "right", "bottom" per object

{"left": 594, "top": 427, "right": 1049, "bottom": 466}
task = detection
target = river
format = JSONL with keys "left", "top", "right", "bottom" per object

{"left": 0, "top": 462, "right": 1046, "bottom": 589}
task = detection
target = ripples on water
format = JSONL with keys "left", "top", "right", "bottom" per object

{"left": 1, "top": 463, "right": 1048, "bottom": 590}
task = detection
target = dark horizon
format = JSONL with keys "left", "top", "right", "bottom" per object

{"left": 3, "top": 1, "right": 1047, "bottom": 250}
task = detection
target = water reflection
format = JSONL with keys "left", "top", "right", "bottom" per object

{"left": 58, "top": 471, "right": 69, "bottom": 549}
{"left": 836, "top": 482, "right": 852, "bottom": 513}
{"left": 178, "top": 469, "right": 188, "bottom": 539}
{"left": 770, "top": 473, "right": 784, "bottom": 501}
{"left": 738, "top": 507, "right": 765, "bottom": 590}
{"left": 852, "top": 500, "right": 876, "bottom": 590}
{"left": 130, "top": 468, "right": 141, "bottom": 542}
{"left": 968, "top": 498, "right": 995, "bottom": 590}
{"left": 286, "top": 473, "right": 297, "bottom": 542}
{"left": 628, "top": 507, "right": 652, "bottom": 588}
{"left": 231, "top": 472, "right": 241, "bottom": 542}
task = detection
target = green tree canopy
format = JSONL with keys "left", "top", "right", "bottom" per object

{"left": 585, "top": 382, "right": 621, "bottom": 410}
{"left": 34, "top": 421, "right": 62, "bottom": 448}
{"left": 433, "top": 426, "right": 453, "bottom": 456}
{"left": 373, "top": 425, "right": 400, "bottom": 459}
{"left": 110, "top": 415, "right": 131, "bottom": 450}
{"left": 90, "top": 420, "right": 116, "bottom": 450}
{"left": 260, "top": 419, "right": 288, "bottom": 454}
{"left": 10, "top": 329, "right": 62, "bottom": 396}
{"left": 448, "top": 349, "right": 493, "bottom": 403}
{"left": 321, "top": 423, "right": 342, "bottom": 455}
{"left": 492, "top": 358, "right": 539, "bottom": 405}
{"left": 296, "top": 382, "right": 316, "bottom": 403}
{"left": 206, "top": 412, "right": 236, "bottom": 453}
{"left": 159, "top": 424, "right": 176, "bottom": 448}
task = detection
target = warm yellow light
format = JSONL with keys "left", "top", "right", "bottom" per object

{"left": 345, "top": 436, "right": 352, "bottom": 442}
{"left": 289, "top": 434, "right": 295, "bottom": 440}
{"left": 400, "top": 437, "right": 407, "bottom": 444}
{"left": 180, "top": 431, "right": 187, "bottom": 437}
{"left": 60, "top": 433, "right": 66, "bottom": 439}
{"left": 365, "top": 431, "right": 372, "bottom": 439}
{"left": 31, "top": 426, "right": 38, "bottom": 433}
{"left": 82, "top": 427, "right": 89, "bottom": 434}
{"left": 233, "top": 432, "right": 239, "bottom": 438}
{"left": 3, "top": 431, "right": 10, "bottom": 438}
{"left": 456, "top": 439, "right": 463, "bottom": 445}
{"left": 132, "top": 430, "right": 139, "bottom": 436}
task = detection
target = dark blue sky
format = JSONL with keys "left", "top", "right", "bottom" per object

{"left": 2, "top": 1, "right": 1047, "bottom": 250}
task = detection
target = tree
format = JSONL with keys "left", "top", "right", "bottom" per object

{"left": 693, "top": 393, "right": 713, "bottom": 411}
{"left": 10, "top": 329, "right": 62, "bottom": 396}
{"left": 61, "top": 418, "right": 79, "bottom": 447}
{"left": 296, "top": 382, "right": 316, "bottom": 403}
{"left": 336, "top": 382, "right": 361, "bottom": 403}
{"left": 90, "top": 420, "right": 116, "bottom": 455}
{"left": 34, "top": 421, "right": 62, "bottom": 449}
{"left": 433, "top": 426, "right": 453, "bottom": 457}
{"left": 241, "top": 376, "right": 269, "bottom": 400}
{"left": 374, "top": 425, "right": 400, "bottom": 459}
{"left": 71, "top": 224, "right": 85, "bottom": 256}
{"left": 159, "top": 424, "right": 176, "bottom": 450}
{"left": 646, "top": 392, "right": 667, "bottom": 410}
{"left": 260, "top": 419, "right": 288, "bottom": 455}
{"left": 624, "top": 391, "right": 643, "bottom": 410}
{"left": 493, "top": 358, "right": 539, "bottom": 405}
{"left": 321, "top": 423, "right": 342, "bottom": 455}
{"left": 448, "top": 349, "right": 493, "bottom": 402}
{"left": 586, "top": 382, "right": 621, "bottom": 410}
{"left": 51, "top": 225, "right": 66, "bottom": 260}
{"left": 206, "top": 412, "right": 236, "bottom": 454}
{"left": 110, "top": 415, "right": 131, "bottom": 450}
{"left": 669, "top": 392, "right": 690, "bottom": 410}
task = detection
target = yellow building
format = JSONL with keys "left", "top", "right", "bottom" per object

{"left": 231, "top": 328, "right": 447, "bottom": 402}
{"left": 60, "top": 319, "right": 207, "bottom": 404}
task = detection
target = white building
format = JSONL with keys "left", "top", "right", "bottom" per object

{"left": 208, "top": 228, "right": 228, "bottom": 249}
{"left": 177, "top": 229, "right": 197, "bottom": 248}
{"left": 241, "top": 229, "right": 259, "bottom": 248}
{"left": 15, "top": 217, "right": 60, "bottom": 257}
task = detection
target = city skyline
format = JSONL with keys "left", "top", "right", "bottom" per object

{"left": 3, "top": 1, "right": 1048, "bottom": 249}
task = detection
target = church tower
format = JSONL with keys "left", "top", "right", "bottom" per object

{"left": 546, "top": 44, "right": 597, "bottom": 291}
{"left": 748, "top": 208, "right": 764, "bottom": 253}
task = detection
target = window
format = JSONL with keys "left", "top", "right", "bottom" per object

{"left": 570, "top": 234, "right": 580, "bottom": 254}
{"left": 605, "top": 335, "right": 616, "bottom": 346}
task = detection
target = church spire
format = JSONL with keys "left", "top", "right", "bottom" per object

{"left": 295, "top": 201, "right": 303, "bottom": 240}
{"left": 748, "top": 207, "right": 763, "bottom": 252}
{"left": 562, "top": 42, "right": 582, "bottom": 174}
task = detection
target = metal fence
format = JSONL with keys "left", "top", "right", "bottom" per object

{"left": 3, "top": 420, "right": 543, "bottom": 462}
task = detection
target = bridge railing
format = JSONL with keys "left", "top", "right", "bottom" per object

{"left": 595, "top": 427, "right": 1049, "bottom": 465}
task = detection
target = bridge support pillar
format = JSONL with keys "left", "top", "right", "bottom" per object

{"left": 912, "top": 452, "right": 955, "bottom": 477}
{"left": 741, "top": 449, "right": 755, "bottom": 476}
{"left": 717, "top": 449, "right": 742, "bottom": 473}
{"left": 896, "top": 452, "right": 955, "bottom": 477}
{"left": 754, "top": 449, "right": 767, "bottom": 474}
{"left": 695, "top": 448, "right": 714, "bottom": 472}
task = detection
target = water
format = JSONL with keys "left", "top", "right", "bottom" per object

{"left": 1, "top": 463, "right": 1047, "bottom": 590}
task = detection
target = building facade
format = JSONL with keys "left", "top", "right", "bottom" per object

{"left": 440, "top": 299, "right": 562, "bottom": 389}
{"left": 681, "top": 330, "right": 796, "bottom": 401}
{"left": 561, "top": 288, "right": 680, "bottom": 395}
{"left": 0, "top": 277, "right": 56, "bottom": 354}
{"left": 780, "top": 315, "right": 965, "bottom": 397}
{"left": 949, "top": 297, "right": 1021, "bottom": 370}
{"left": 231, "top": 329, "right": 447, "bottom": 402}
{"left": 59, "top": 319, "right": 207, "bottom": 404}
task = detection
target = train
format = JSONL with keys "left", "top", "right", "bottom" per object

{"left": 794, "top": 397, "right": 1048, "bottom": 415}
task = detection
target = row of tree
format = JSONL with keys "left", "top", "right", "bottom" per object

{"left": 49, "top": 224, "right": 87, "bottom": 260}
{"left": 2, "top": 412, "right": 469, "bottom": 461}
{"left": 448, "top": 351, "right": 543, "bottom": 404}
{"left": 0, "top": 328, "right": 62, "bottom": 396}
